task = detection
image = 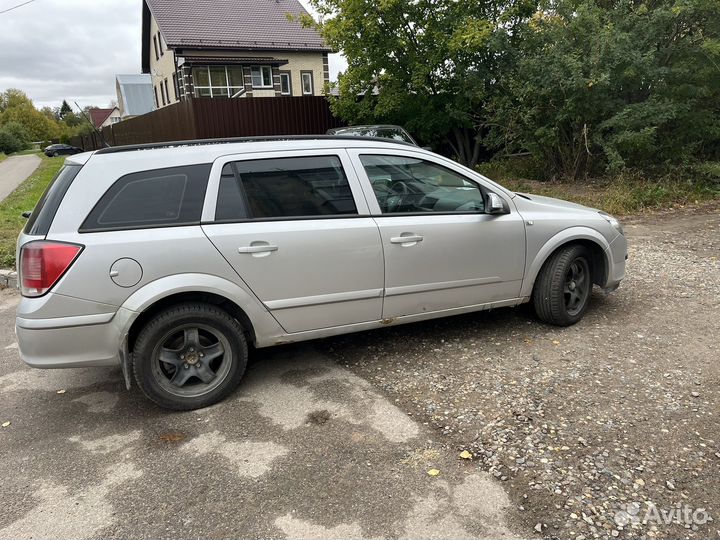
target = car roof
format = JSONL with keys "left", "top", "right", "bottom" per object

{"left": 65, "top": 136, "right": 514, "bottom": 200}
{"left": 69, "top": 136, "right": 423, "bottom": 166}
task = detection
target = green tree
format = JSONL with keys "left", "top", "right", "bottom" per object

{"left": 59, "top": 100, "right": 73, "bottom": 119}
{"left": 0, "top": 121, "right": 31, "bottom": 154}
{"left": 0, "top": 88, "right": 60, "bottom": 141}
{"left": 307, "top": 0, "right": 536, "bottom": 167}
{"left": 487, "top": 0, "right": 720, "bottom": 178}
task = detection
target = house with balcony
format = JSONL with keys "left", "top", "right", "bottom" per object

{"left": 141, "top": 0, "right": 331, "bottom": 108}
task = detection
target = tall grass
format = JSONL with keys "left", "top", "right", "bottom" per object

{"left": 477, "top": 158, "right": 720, "bottom": 215}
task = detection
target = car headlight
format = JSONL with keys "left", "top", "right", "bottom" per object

{"left": 599, "top": 212, "right": 624, "bottom": 235}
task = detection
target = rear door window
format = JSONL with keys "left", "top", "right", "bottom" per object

{"left": 80, "top": 164, "right": 211, "bottom": 232}
{"left": 24, "top": 165, "right": 82, "bottom": 236}
{"left": 214, "top": 155, "right": 357, "bottom": 221}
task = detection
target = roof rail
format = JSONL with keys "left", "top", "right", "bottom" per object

{"left": 93, "top": 135, "right": 415, "bottom": 155}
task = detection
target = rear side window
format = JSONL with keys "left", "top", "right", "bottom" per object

{"left": 24, "top": 165, "right": 82, "bottom": 236}
{"left": 80, "top": 164, "right": 211, "bottom": 232}
{"left": 214, "top": 155, "right": 357, "bottom": 221}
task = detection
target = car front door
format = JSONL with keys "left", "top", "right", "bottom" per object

{"left": 202, "top": 150, "right": 384, "bottom": 333}
{"left": 348, "top": 150, "right": 526, "bottom": 319}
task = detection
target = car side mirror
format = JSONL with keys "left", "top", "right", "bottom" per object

{"left": 486, "top": 193, "right": 508, "bottom": 215}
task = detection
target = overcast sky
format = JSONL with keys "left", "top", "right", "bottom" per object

{"left": 0, "top": 0, "right": 346, "bottom": 110}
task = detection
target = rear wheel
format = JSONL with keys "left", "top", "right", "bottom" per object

{"left": 532, "top": 245, "right": 593, "bottom": 326}
{"left": 132, "top": 303, "right": 247, "bottom": 410}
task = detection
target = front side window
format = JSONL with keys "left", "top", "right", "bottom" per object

{"left": 215, "top": 156, "right": 357, "bottom": 221}
{"left": 80, "top": 164, "right": 211, "bottom": 232}
{"left": 360, "top": 155, "right": 485, "bottom": 214}
{"left": 301, "top": 72, "right": 314, "bottom": 95}
{"left": 251, "top": 66, "right": 273, "bottom": 88}
{"left": 192, "top": 66, "right": 245, "bottom": 98}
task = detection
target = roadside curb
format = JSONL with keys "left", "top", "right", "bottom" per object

{"left": 0, "top": 269, "right": 17, "bottom": 289}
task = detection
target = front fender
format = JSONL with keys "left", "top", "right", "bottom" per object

{"left": 520, "top": 227, "right": 613, "bottom": 298}
{"left": 113, "top": 273, "right": 285, "bottom": 348}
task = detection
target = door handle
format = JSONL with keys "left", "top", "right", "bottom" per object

{"left": 390, "top": 235, "right": 424, "bottom": 244}
{"left": 238, "top": 245, "right": 279, "bottom": 254}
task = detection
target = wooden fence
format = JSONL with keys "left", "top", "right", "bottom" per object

{"left": 72, "top": 96, "right": 344, "bottom": 151}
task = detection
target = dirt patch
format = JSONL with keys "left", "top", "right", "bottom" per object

{"left": 320, "top": 204, "right": 720, "bottom": 539}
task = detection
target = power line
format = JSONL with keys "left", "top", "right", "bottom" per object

{"left": 0, "top": 0, "right": 36, "bottom": 15}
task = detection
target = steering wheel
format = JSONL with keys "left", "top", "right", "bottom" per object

{"left": 386, "top": 181, "right": 411, "bottom": 212}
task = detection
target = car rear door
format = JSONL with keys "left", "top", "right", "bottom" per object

{"left": 348, "top": 149, "right": 526, "bottom": 319}
{"left": 201, "top": 149, "right": 384, "bottom": 334}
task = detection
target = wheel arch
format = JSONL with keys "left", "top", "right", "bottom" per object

{"left": 127, "top": 291, "right": 257, "bottom": 353}
{"left": 118, "top": 274, "right": 284, "bottom": 353}
{"left": 521, "top": 228, "right": 611, "bottom": 298}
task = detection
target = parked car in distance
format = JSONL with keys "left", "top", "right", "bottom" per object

{"left": 16, "top": 136, "right": 626, "bottom": 410}
{"left": 44, "top": 144, "right": 82, "bottom": 157}
{"left": 328, "top": 125, "right": 419, "bottom": 146}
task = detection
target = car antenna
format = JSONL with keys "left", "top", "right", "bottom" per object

{"left": 74, "top": 101, "right": 112, "bottom": 148}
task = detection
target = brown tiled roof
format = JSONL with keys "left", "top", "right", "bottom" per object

{"left": 89, "top": 108, "right": 115, "bottom": 128}
{"left": 182, "top": 56, "right": 289, "bottom": 66}
{"left": 145, "top": 0, "right": 331, "bottom": 52}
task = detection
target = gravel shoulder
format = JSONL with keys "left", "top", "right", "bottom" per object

{"left": 320, "top": 202, "right": 720, "bottom": 539}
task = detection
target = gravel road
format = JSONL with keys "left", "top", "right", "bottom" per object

{"left": 320, "top": 202, "right": 720, "bottom": 539}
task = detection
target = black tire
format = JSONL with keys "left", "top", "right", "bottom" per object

{"left": 132, "top": 302, "right": 247, "bottom": 410}
{"left": 532, "top": 244, "right": 593, "bottom": 326}
{"left": 52, "top": 151, "right": 58, "bottom": 157}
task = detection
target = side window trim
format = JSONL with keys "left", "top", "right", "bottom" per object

{"left": 202, "top": 149, "right": 372, "bottom": 223}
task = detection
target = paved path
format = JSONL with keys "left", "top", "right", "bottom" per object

{"left": 0, "top": 154, "right": 41, "bottom": 203}
{"left": 0, "top": 289, "right": 518, "bottom": 539}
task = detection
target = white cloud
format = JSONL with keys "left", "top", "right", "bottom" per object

{"left": 0, "top": 0, "right": 346, "bottom": 111}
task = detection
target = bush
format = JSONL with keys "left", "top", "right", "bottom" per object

{"left": 0, "top": 121, "right": 31, "bottom": 154}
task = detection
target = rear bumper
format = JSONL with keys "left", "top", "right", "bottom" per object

{"left": 16, "top": 309, "right": 134, "bottom": 369}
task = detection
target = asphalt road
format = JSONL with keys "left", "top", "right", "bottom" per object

{"left": 0, "top": 288, "right": 517, "bottom": 540}
{"left": 0, "top": 154, "right": 41, "bottom": 203}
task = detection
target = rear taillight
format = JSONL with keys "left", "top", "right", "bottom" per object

{"left": 20, "top": 241, "right": 83, "bottom": 297}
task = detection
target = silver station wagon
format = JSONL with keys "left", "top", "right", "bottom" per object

{"left": 16, "top": 137, "right": 627, "bottom": 409}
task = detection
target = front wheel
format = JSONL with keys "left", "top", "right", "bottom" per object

{"left": 132, "top": 303, "right": 248, "bottom": 410}
{"left": 532, "top": 245, "right": 593, "bottom": 326}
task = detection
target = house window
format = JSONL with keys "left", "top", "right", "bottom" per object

{"left": 111, "top": 117, "right": 121, "bottom": 124}
{"left": 154, "top": 86, "right": 159, "bottom": 108}
{"left": 153, "top": 35, "right": 159, "bottom": 61}
{"left": 301, "top": 71, "right": 314, "bottom": 95}
{"left": 251, "top": 66, "right": 273, "bottom": 88}
{"left": 157, "top": 32, "right": 164, "bottom": 55}
{"left": 280, "top": 72, "right": 292, "bottom": 95}
{"left": 192, "top": 66, "right": 245, "bottom": 98}
{"left": 164, "top": 78, "right": 171, "bottom": 103}
{"left": 160, "top": 82, "right": 166, "bottom": 106}
{"left": 172, "top": 73, "right": 179, "bottom": 99}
